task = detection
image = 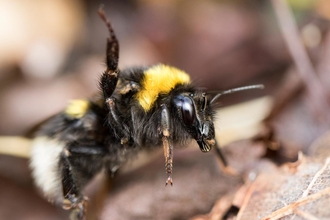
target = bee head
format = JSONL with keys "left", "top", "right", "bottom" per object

{"left": 173, "top": 92, "right": 215, "bottom": 152}
{"left": 171, "top": 84, "right": 264, "bottom": 152}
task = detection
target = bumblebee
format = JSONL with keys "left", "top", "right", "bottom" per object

{"left": 29, "top": 8, "right": 263, "bottom": 220}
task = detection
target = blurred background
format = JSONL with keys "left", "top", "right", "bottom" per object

{"left": 0, "top": 0, "right": 330, "bottom": 219}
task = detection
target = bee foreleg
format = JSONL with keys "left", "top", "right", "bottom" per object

{"left": 214, "top": 140, "right": 228, "bottom": 167}
{"left": 214, "top": 141, "right": 238, "bottom": 175}
{"left": 161, "top": 104, "right": 173, "bottom": 186}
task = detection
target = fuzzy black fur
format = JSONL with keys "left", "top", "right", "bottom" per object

{"left": 32, "top": 8, "right": 220, "bottom": 220}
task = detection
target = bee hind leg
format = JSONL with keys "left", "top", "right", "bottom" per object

{"left": 59, "top": 146, "right": 108, "bottom": 220}
{"left": 60, "top": 150, "right": 87, "bottom": 220}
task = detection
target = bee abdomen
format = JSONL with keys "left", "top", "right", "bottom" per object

{"left": 30, "top": 136, "right": 65, "bottom": 204}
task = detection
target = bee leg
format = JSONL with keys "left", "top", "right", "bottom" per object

{"left": 215, "top": 141, "right": 237, "bottom": 175}
{"left": 60, "top": 150, "right": 86, "bottom": 220}
{"left": 60, "top": 146, "right": 107, "bottom": 220}
{"left": 161, "top": 104, "right": 173, "bottom": 186}
{"left": 107, "top": 97, "right": 130, "bottom": 144}
{"left": 98, "top": 7, "right": 120, "bottom": 99}
{"left": 98, "top": 7, "right": 129, "bottom": 143}
{"left": 215, "top": 140, "right": 228, "bottom": 167}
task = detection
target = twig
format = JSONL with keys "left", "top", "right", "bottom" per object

{"left": 263, "top": 68, "right": 303, "bottom": 123}
{"left": 271, "top": 0, "right": 330, "bottom": 124}
{"left": 0, "top": 136, "right": 31, "bottom": 158}
{"left": 316, "top": 30, "right": 330, "bottom": 94}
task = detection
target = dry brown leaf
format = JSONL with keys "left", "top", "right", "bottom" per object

{"left": 189, "top": 140, "right": 278, "bottom": 220}
{"left": 100, "top": 149, "right": 243, "bottom": 220}
{"left": 236, "top": 154, "right": 330, "bottom": 220}
{"left": 189, "top": 193, "right": 235, "bottom": 220}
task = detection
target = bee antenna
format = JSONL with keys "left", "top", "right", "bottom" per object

{"left": 210, "top": 84, "right": 264, "bottom": 104}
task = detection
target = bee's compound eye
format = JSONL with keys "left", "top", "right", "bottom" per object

{"left": 182, "top": 96, "right": 196, "bottom": 125}
{"left": 174, "top": 95, "right": 196, "bottom": 126}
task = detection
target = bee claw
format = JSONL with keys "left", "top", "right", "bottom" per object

{"left": 62, "top": 199, "right": 73, "bottom": 210}
{"left": 62, "top": 197, "right": 88, "bottom": 210}
{"left": 120, "top": 137, "right": 129, "bottom": 145}
{"left": 165, "top": 177, "right": 173, "bottom": 186}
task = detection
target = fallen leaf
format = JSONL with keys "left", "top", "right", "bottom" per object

{"left": 236, "top": 155, "right": 330, "bottom": 220}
